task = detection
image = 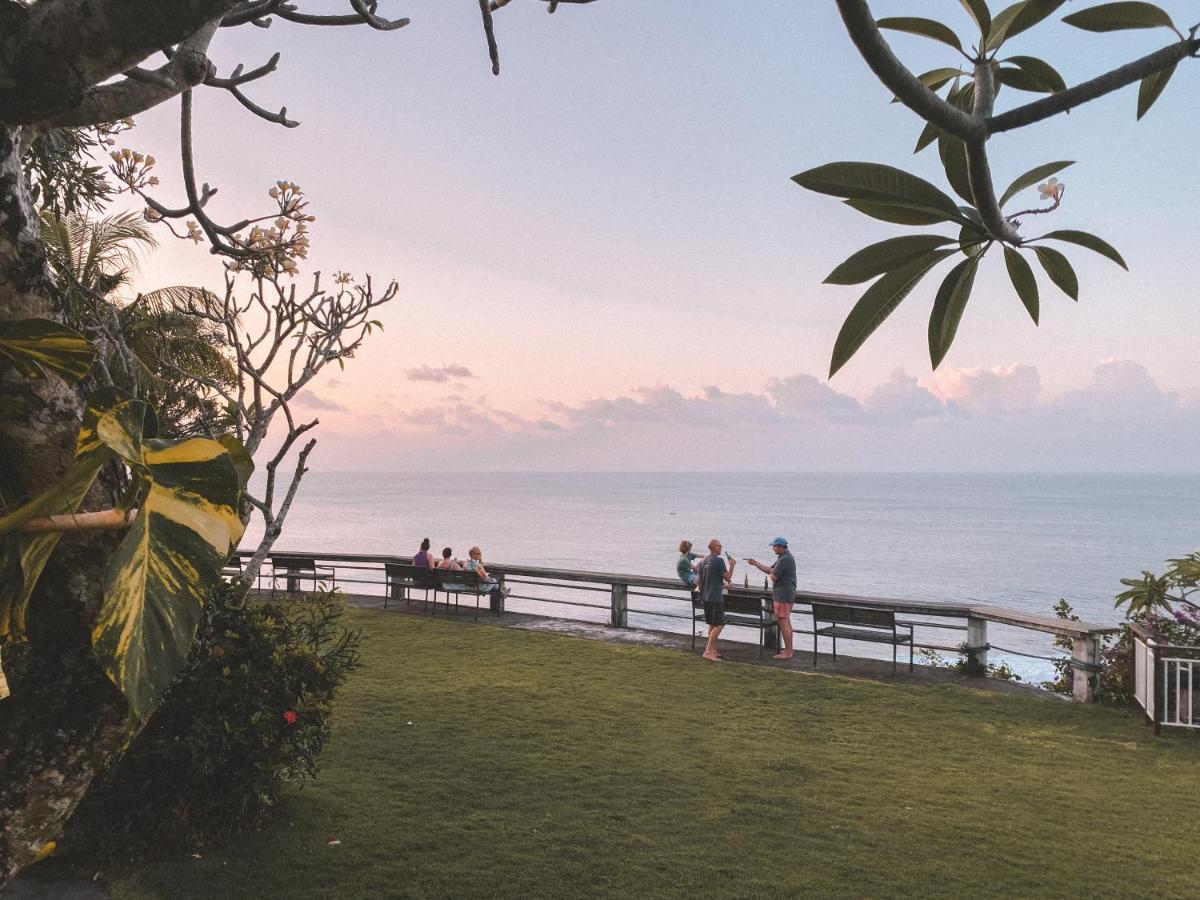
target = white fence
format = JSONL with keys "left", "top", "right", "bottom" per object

{"left": 1132, "top": 623, "right": 1200, "bottom": 733}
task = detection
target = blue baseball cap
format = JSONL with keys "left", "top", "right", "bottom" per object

{"left": 770, "top": 537, "right": 788, "bottom": 548}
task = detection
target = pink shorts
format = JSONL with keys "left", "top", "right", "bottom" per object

{"left": 773, "top": 601, "right": 794, "bottom": 620}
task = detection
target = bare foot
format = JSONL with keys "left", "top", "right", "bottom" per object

{"left": 702, "top": 652, "right": 721, "bottom": 661}
{"left": 772, "top": 651, "right": 794, "bottom": 660}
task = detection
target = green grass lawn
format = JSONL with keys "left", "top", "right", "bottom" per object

{"left": 111, "top": 609, "right": 1198, "bottom": 899}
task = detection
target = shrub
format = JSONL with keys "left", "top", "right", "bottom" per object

{"left": 68, "top": 584, "right": 361, "bottom": 860}
{"left": 1045, "top": 599, "right": 1200, "bottom": 704}
{"left": 915, "top": 645, "right": 1021, "bottom": 682}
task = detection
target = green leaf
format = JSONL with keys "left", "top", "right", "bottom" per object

{"left": 998, "top": 160, "right": 1074, "bottom": 207}
{"left": 1033, "top": 245, "right": 1079, "bottom": 300}
{"left": 959, "top": 222, "right": 988, "bottom": 257}
{"left": 984, "top": 1, "right": 1031, "bottom": 50}
{"left": 1036, "top": 229, "right": 1128, "bottom": 269}
{"left": 793, "top": 162, "right": 964, "bottom": 220}
{"left": 0, "top": 318, "right": 96, "bottom": 383}
{"left": 1004, "top": 55, "right": 1067, "bottom": 92}
{"left": 1005, "top": 0, "right": 1068, "bottom": 39}
{"left": 1062, "top": 2, "right": 1176, "bottom": 32}
{"left": 876, "top": 17, "right": 963, "bottom": 52}
{"left": 842, "top": 200, "right": 959, "bottom": 226}
{"left": 824, "top": 235, "right": 957, "bottom": 285}
{"left": 94, "top": 434, "right": 243, "bottom": 716}
{"left": 1137, "top": 62, "right": 1176, "bottom": 119}
{"left": 1003, "top": 246, "right": 1040, "bottom": 324}
{"left": 959, "top": 0, "right": 992, "bottom": 38}
{"left": 918, "top": 67, "right": 965, "bottom": 91}
{"left": 830, "top": 250, "right": 956, "bottom": 377}
{"left": 996, "top": 67, "right": 1048, "bottom": 93}
{"left": 914, "top": 120, "right": 941, "bottom": 154}
{"left": 928, "top": 255, "right": 984, "bottom": 368}
{"left": 937, "top": 134, "right": 973, "bottom": 206}
{"left": 897, "top": 67, "right": 964, "bottom": 103}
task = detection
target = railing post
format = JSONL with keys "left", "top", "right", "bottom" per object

{"left": 492, "top": 573, "right": 506, "bottom": 615}
{"left": 965, "top": 617, "right": 988, "bottom": 676}
{"left": 1072, "top": 636, "right": 1099, "bottom": 702}
{"left": 610, "top": 582, "right": 628, "bottom": 628}
{"left": 763, "top": 599, "right": 779, "bottom": 653}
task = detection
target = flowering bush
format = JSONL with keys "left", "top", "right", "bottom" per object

{"left": 1045, "top": 553, "right": 1200, "bottom": 702}
{"left": 67, "top": 584, "right": 361, "bottom": 860}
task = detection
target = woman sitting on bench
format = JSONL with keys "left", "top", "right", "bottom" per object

{"left": 435, "top": 547, "right": 463, "bottom": 571}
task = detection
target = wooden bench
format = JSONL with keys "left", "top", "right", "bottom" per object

{"left": 692, "top": 592, "right": 769, "bottom": 658}
{"left": 384, "top": 562, "right": 437, "bottom": 611}
{"left": 812, "top": 602, "right": 913, "bottom": 675}
{"left": 269, "top": 554, "right": 336, "bottom": 597}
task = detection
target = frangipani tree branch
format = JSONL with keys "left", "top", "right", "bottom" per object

{"left": 833, "top": 0, "right": 1197, "bottom": 244}
{"left": 47, "top": 19, "right": 222, "bottom": 129}
{"left": 836, "top": 0, "right": 981, "bottom": 141}
{"left": 989, "top": 32, "right": 1200, "bottom": 133}
{"left": 801, "top": 0, "right": 1186, "bottom": 376}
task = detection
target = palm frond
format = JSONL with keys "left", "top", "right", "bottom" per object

{"left": 134, "top": 285, "right": 224, "bottom": 318}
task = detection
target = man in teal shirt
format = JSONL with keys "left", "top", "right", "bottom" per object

{"left": 748, "top": 537, "right": 797, "bottom": 659}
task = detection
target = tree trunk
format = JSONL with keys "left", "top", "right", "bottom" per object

{"left": 0, "top": 123, "right": 134, "bottom": 887}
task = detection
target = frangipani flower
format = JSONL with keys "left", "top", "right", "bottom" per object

{"left": 1038, "top": 177, "right": 1064, "bottom": 201}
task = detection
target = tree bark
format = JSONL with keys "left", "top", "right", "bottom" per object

{"left": 0, "top": 124, "right": 134, "bottom": 887}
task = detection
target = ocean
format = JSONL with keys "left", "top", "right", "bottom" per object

{"left": 243, "top": 471, "right": 1199, "bottom": 679}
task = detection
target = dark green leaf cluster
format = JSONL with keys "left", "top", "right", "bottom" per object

{"left": 793, "top": 161, "right": 1126, "bottom": 374}
{"left": 22, "top": 127, "right": 113, "bottom": 216}
{"left": 65, "top": 585, "right": 363, "bottom": 862}
{"left": 1116, "top": 551, "right": 1200, "bottom": 617}
{"left": 791, "top": 0, "right": 1187, "bottom": 375}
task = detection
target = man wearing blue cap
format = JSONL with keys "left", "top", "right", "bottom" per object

{"left": 747, "top": 537, "right": 798, "bottom": 659}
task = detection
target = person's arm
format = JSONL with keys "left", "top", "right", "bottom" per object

{"left": 745, "top": 558, "right": 774, "bottom": 577}
{"left": 721, "top": 557, "right": 734, "bottom": 584}
{"left": 476, "top": 562, "right": 490, "bottom": 581}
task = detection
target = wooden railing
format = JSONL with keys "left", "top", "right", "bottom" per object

{"left": 239, "top": 549, "right": 1118, "bottom": 702}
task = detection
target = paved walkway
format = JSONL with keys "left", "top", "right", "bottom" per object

{"left": 349, "top": 592, "right": 1058, "bottom": 701}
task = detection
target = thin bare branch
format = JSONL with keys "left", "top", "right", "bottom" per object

{"left": 274, "top": 1, "right": 410, "bottom": 29}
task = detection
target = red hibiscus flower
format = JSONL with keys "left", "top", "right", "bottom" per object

{"left": 282, "top": 710, "right": 298, "bottom": 725}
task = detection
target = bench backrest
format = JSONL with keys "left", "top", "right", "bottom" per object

{"left": 811, "top": 603, "right": 895, "bottom": 629}
{"left": 386, "top": 562, "right": 436, "bottom": 587}
{"left": 271, "top": 555, "right": 316, "bottom": 572}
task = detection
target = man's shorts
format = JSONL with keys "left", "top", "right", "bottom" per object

{"left": 703, "top": 601, "right": 726, "bottom": 626}
{"left": 773, "top": 600, "right": 794, "bottom": 620}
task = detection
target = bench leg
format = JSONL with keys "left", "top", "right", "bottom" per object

{"left": 832, "top": 635, "right": 837, "bottom": 663}
{"left": 893, "top": 641, "right": 897, "bottom": 677}
{"left": 813, "top": 631, "right": 818, "bottom": 668}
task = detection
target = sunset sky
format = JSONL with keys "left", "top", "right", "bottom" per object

{"left": 125, "top": 1, "right": 1200, "bottom": 470}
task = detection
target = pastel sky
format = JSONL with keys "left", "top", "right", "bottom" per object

{"left": 123, "top": 1, "right": 1200, "bottom": 471}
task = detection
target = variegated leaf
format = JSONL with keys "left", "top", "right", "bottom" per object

{"left": 0, "top": 318, "right": 96, "bottom": 383}
{"left": 94, "top": 434, "right": 241, "bottom": 715}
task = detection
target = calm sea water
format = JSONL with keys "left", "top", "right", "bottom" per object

{"left": 244, "top": 472, "right": 1199, "bottom": 678}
